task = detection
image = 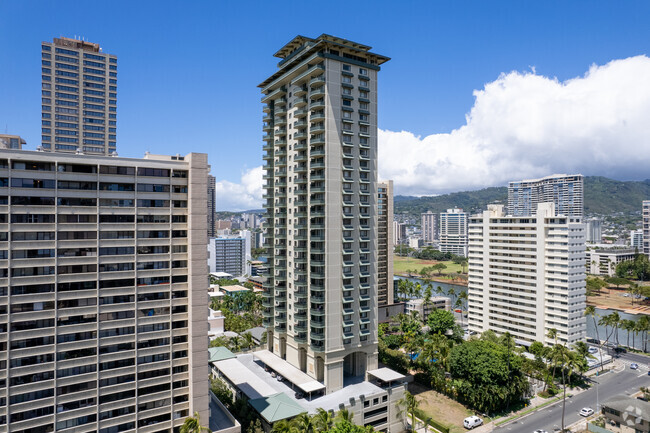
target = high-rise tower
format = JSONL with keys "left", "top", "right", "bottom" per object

{"left": 41, "top": 37, "right": 117, "bottom": 155}
{"left": 259, "top": 34, "right": 389, "bottom": 392}
{"left": 508, "top": 174, "right": 583, "bottom": 218}
{"left": 378, "top": 180, "right": 394, "bottom": 306}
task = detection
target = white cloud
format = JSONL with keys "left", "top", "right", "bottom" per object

{"left": 217, "top": 56, "right": 650, "bottom": 210}
{"left": 380, "top": 55, "right": 650, "bottom": 196}
{"left": 215, "top": 165, "right": 263, "bottom": 211}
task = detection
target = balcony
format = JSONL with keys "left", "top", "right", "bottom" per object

{"left": 311, "top": 112, "right": 325, "bottom": 120}
{"left": 310, "top": 136, "right": 325, "bottom": 145}
{"left": 294, "top": 131, "right": 308, "bottom": 140}
{"left": 261, "top": 86, "right": 287, "bottom": 103}
{"left": 310, "top": 341, "right": 325, "bottom": 352}
{"left": 294, "top": 97, "right": 308, "bottom": 107}
{"left": 294, "top": 85, "right": 308, "bottom": 96}
{"left": 309, "top": 88, "right": 325, "bottom": 99}
{"left": 275, "top": 97, "right": 287, "bottom": 106}
{"left": 310, "top": 124, "right": 325, "bottom": 134}
{"left": 295, "top": 333, "right": 308, "bottom": 343}
{"left": 274, "top": 117, "right": 287, "bottom": 126}
{"left": 310, "top": 76, "right": 326, "bottom": 87}
{"left": 309, "top": 100, "right": 325, "bottom": 110}
{"left": 295, "top": 108, "right": 309, "bottom": 118}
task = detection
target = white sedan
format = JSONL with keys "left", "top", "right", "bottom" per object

{"left": 579, "top": 408, "right": 594, "bottom": 417}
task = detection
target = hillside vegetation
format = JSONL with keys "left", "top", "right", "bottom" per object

{"left": 395, "top": 176, "right": 650, "bottom": 216}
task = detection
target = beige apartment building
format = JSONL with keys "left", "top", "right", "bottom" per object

{"left": 467, "top": 203, "right": 586, "bottom": 345}
{"left": 421, "top": 211, "right": 437, "bottom": 244}
{"left": 0, "top": 149, "right": 208, "bottom": 433}
{"left": 259, "top": 34, "right": 389, "bottom": 393}
{"left": 41, "top": 37, "right": 117, "bottom": 155}
{"left": 378, "top": 180, "right": 394, "bottom": 306}
{"left": 0, "top": 134, "right": 26, "bottom": 150}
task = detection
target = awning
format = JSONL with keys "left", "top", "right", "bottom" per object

{"left": 254, "top": 350, "right": 325, "bottom": 394}
{"left": 367, "top": 367, "right": 406, "bottom": 383}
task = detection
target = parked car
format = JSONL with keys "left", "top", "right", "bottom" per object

{"left": 579, "top": 408, "right": 594, "bottom": 417}
{"left": 533, "top": 430, "right": 548, "bottom": 433}
{"left": 464, "top": 416, "right": 483, "bottom": 429}
{"left": 588, "top": 347, "right": 598, "bottom": 354}
{"left": 630, "top": 363, "right": 639, "bottom": 370}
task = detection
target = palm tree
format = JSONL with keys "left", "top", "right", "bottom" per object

{"left": 271, "top": 419, "right": 294, "bottom": 433}
{"left": 621, "top": 319, "right": 635, "bottom": 349}
{"left": 291, "top": 413, "right": 315, "bottom": 433}
{"left": 180, "top": 411, "right": 211, "bottom": 433}
{"left": 638, "top": 315, "right": 650, "bottom": 352}
{"left": 584, "top": 306, "right": 605, "bottom": 371}
{"left": 242, "top": 332, "right": 255, "bottom": 350}
{"left": 447, "top": 287, "right": 456, "bottom": 304}
{"left": 335, "top": 408, "right": 354, "bottom": 424}
{"left": 314, "top": 408, "right": 334, "bottom": 431}
{"left": 397, "top": 390, "right": 420, "bottom": 431}
{"left": 609, "top": 311, "right": 621, "bottom": 346}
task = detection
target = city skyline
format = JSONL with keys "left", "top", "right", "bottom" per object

{"left": 2, "top": 1, "right": 650, "bottom": 211}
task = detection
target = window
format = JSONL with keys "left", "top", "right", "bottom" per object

{"left": 342, "top": 76, "right": 352, "bottom": 84}
{"left": 359, "top": 68, "right": 368, "bottom": 75}
{"left": 342, "top": 64, "right": 351, "bottom": 71}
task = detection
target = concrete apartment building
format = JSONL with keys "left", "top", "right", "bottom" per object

{"left": 586, "top": 218, "right": 602, "bottom": 243}
{"left": 0, "top": 149, "right": 209, "bottom": 433}
{"left": 439, "top": 208, "right": 468, "bottom": 257}
{"left": 587, "top": 249, "right": 636, "bottom": 276}
{"left": 207, "top": 236, "right": 249, "bottom": 277}
{"left": 421, "top": 211, "right": 437, "bottom": 244}
{"left": 631, "top": 229, "right": 643, "bottom": 250}
{"left": 378, "top": 180, "right": 394, "bottom": 306}
{"left": 259, "top": 34, "right": 389, "bottom": 393}
{"left": 405, "top": 297, "right": 451, "bottom": 323}
{"left": 393, "top": 221, "right": 406, "bottom": 245}
{"left": 0, "top": 134, "right": 26, "bottom": 150}
{"left": 639, "top": 200, "right": 650, "bottom": 258}
{"left": 207, "top": 174, "right": 216, "bottom": 238}
{"left": 41, "top": 37, "right": 117, "bottom": 155}
{"left": 508, "top": 174, "right": 584, "bottom": 218}
{"left": 467, "top": 203, "right": 587, "bottom": 346}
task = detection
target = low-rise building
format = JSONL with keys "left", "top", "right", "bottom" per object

{"left": 587, "top": 249, "right": 636, "bottom": 276}
{"left": 602, "top": 396, "right": 650, "bottom": 433}
{"left": 405, "top": 297, "right": 452, "bottom": 322}
{"left": 209, "top": 349, "right": 406, "bottom": 432}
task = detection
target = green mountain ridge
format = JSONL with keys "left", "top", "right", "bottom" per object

{"left": 395, "top": 176, "right": 650, "bottom": 216}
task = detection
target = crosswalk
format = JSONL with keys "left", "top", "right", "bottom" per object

{"left": 619, "top": 359, "right": 649, "bottom": 372}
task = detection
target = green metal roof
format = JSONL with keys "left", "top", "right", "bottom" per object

{"left": 249, "top": 393, "right": 306, "bottom": 423}
{"left": 208, "top": 346, "right": 236, "bottom": 363}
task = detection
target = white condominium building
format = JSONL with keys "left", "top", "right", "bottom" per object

{"left": 208, "top": 235, "right": 251, "bottom": 277}
{"left": 378, "top": 181, "right": 394, "bottom": 306}
{"left": 631, "top": 229, "right": 643, "bottom": 250}
{"left": 508, "top": 174, "right": 584, "bottom": 218}
{"left": 421, "top": 211, "right": 437, "bottom": 244}
{"left": 439, "top": 208, "right": 468, "bottom": 257}
{"left": 259, "top": 34, "right": 389, "bottom": 393}
{"left": 0, "top": 149, "right": 209, "bottom": 433}
{"left": 41, "top": 37, "right": 118, "bottom": 155}
{"left": 643, "top": 201, "right": 650, "bottom": 259}
{"left": 467, "top": 203, "right": 586, "bottom": 346}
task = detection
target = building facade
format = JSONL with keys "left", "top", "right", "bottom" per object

{"left": 405, "top": 297, "right": 451, "bottom": 323}
{"left": 208, "top": 237, "right": 248, "bottom": 277}
{"left": 467, "top": 203, "right": 586, "bottom": 345}
{"left": 259, "top": 34, "right": 389, "bottom": 393}
{"left": 586, "top": 218, "right": 602, "bottom": 243}
{"left": 41, "top": 37, "right": 117, "bottom": 155}
{"left": 587, "top": 249, "right": 636, "bottom": 276}
{"left": 0, "top": 134, "right": 26, "bottom": 150}
{"left": 0, "top": 149, "right": 209, "bottom": 433}
{"left": 207, "top": 174, "right": 216, "bottom": 238}
{"left": 439, "top": 208, "right": 468, "bottom": 257}
{"left": 639, "top": 200, "right": 650, "bottom": 258}
{"left": 421, "top": 211, "right": 437, "bottom": 244}
{"left": 377, "top": 180, "right": 394, "bottom": 306}
{"left": 631, "top": 229, "right": 643, "bottom": 250}
{"left": 508, "top": 174, "right": 584, "bottom": 218}
{"left": 393, "top": 221, "right": 406, "bottom": 246}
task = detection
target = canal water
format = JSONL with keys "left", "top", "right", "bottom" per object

{"left": 397, "top": 277, "right": 649, "bottom": 351}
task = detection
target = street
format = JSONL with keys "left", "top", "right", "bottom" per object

{"left": 492, "top": 352, "right": 650, "bottom": 433}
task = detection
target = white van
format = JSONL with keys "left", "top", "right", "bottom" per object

{"left": 464, "top": 416, "right": 483, "bottom": 429}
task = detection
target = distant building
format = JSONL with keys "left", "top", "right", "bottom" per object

{"left": 208, "top": 174, "right": 216, "bottom": 237}
{"left": 587, "top": 249, "right": 636, "bottom": 276}
{"left": 41, "top": 37, "right": 117, "bottom": 154}
{"left": 405, "top": 297, "right": 452, "bottom": 322}
{"left": 208, "top": 236, "right": 249, "bottom": 277}
{"left": 631, "top": 229, "right": 643, "bottom": 250}
{"left": 216, "top": 220, "right": 232, "bottom": 230}
{"left": 439, "top": 208, "right": 468, "bottom": 257}
{"left": 408, "top": 236, "right": 423, "bottom": 249}
{"left": 468, "top": 203, "right": 586, "bottom": 345}
{"left": 393, "top": 221, "right": 406, "bottom": 245}
{"left": 508, "top": 174, "right": 584, "bottom": 218}
{"left": 421, "top": 211, "right": 437, "bottom": 244}
{"left": 643, "top": 200, "right": 650, "bottom": 257}
{"left": 586, "top": 218, "right": 602, "bottom": 243}
{"left": 378, "top": 180, "right": 394, "bottom": 306}
{"left": 0, "top": 133, "right": 26, "bottom": 149}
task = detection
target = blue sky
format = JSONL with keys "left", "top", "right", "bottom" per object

{"left": 1, "top": 1, "right": 650, "bottom": 209}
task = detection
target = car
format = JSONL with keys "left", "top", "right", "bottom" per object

{"left": 647, "top": 370, "right": 650, "bottom": 376}
{"left": 631, "top": 363, "right": 639, "bottom": 370}
{"left": 579, "top": 408, "right": 594, "bottom": 417}
{"left": 463, "top": 416, "right": 483, "bottom": 429}
{"left": 588, "top": 347, "right": 598, "bottom": 354}
{"left": 533, "top": 430, "right": 548, "bottom": 433}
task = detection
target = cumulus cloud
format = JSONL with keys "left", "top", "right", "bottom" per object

{"left": 380, "top": 55, "right": 650, "bottom": 196}
{"left": 215, "top": 165, "right": 263, "bottom": 211}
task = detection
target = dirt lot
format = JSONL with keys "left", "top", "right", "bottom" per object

{"left": 409, "top": 382, "right": 473, "bottom": 433}
{"left": 587, "top": 288, "right": 650, "bottom": 314}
